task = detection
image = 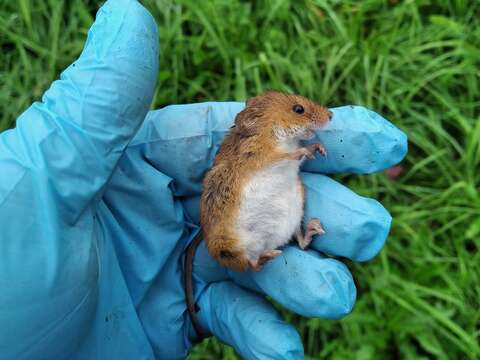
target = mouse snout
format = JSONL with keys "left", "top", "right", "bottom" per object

{"left": 312, "top": 107, "right": 332, "bottom": 126}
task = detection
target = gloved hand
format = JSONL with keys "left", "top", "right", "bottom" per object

{"left": 0, "top": 0, "right": 407, "bottom": 359}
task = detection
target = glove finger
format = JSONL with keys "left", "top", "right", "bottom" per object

{"left": 183, "top": 170, "right": 391, "bottom": 264}
{"left": 136, "top": 103, "right": 406, "bottom": 196}
{"left": 187, "top": 229, "right": 356, "bottom": 320}
{"left": 302, "top": 172, "right": 391, "bottom": 262}
{"left": 228, "top": 246, "right": 357, "bottom": 319}
{"left": 195, "top": 281, "right": 304, "bottom": 359}
{"left": 1, "top": 0, "right": 159, "bottom": 224}
{"left": 302, "top": 105, "right": 408, "bottom": 174}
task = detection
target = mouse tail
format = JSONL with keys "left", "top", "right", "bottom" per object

{"left": 206, "top": 235, "right": 250, "bottom": 272}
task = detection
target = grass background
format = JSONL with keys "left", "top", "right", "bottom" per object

{"left": 1, "top": 0, "right": 479, "bottom": 358}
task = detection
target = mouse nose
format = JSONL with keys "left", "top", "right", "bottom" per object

{"left": 328, "top": 110, "right": 333, "bottom": 120}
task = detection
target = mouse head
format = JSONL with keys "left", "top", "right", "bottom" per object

{"left": 234, "top": 91, "right": 332, "bottom": 139}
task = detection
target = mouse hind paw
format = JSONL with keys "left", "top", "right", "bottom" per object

{"left": 297, "top": 218, "right": 325, "bottom": 249}
{"left": 248, "top": 250, "right": 282, "bottom": 271}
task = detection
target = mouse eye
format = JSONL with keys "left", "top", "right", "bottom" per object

{"left": 292, "top": 104, "right": 304, "bottom": 114}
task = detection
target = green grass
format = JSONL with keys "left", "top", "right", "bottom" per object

{"left": 1, "top": 0, "right": 479, "bottom": 358}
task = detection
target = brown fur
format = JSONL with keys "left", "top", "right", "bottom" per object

{"left": 200, "top": 91, "right": 331, "bottom": 271}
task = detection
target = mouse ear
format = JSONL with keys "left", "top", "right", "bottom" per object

{"left": 234, "top": 94, "right": 269, "bottom": 136}
{"left": 234, "top": 105, "right": 262, "bottom": 137}
{"left": 245, "top": 96, "right": 260, "bottom": 107}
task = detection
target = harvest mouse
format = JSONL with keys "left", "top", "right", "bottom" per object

{"left": 199, "top": 91, "right": 332, "bottom": 271}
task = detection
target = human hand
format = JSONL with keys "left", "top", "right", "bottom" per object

{"left": 130, "top": 100, "right": 406, "bottom": 358}
{"left": 0, "top": 0, "right": 159, "bottom": 358}
{"left": 0, "top": 0, "right": 407, "bottom": 359}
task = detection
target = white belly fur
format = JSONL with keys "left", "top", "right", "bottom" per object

{"left": 235, "top": 159, "right": 303, "bottom": 261}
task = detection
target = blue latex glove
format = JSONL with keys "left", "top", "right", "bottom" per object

{"left": 0, "top": 0, "right": 407, "bottom": 359}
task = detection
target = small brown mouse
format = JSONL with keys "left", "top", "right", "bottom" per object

{"left": 200, "top": 91, "right": 332, "bottom": 272}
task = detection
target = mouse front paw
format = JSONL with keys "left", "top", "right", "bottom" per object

{"left": 305, "top": 143, "right": 327, "bottom": 157}
{"left": 290, "top": 144, "right": 327, "bottom": 161}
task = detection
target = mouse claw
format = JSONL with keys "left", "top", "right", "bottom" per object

{"left": 290, "top": 148, "right": 314, "bottom": 161}
{"left": 305, "top": 143, "right": 327, "bottom": 158}
{"left": 315, "top": 144, "right": 327, "bottom": 157}
{"left": 248, "top": 259, "right": 263, "bottom": 272}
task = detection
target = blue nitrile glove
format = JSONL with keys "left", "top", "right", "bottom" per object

{"left": 0, "top": 0, "right": 407, "bottom": 359}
